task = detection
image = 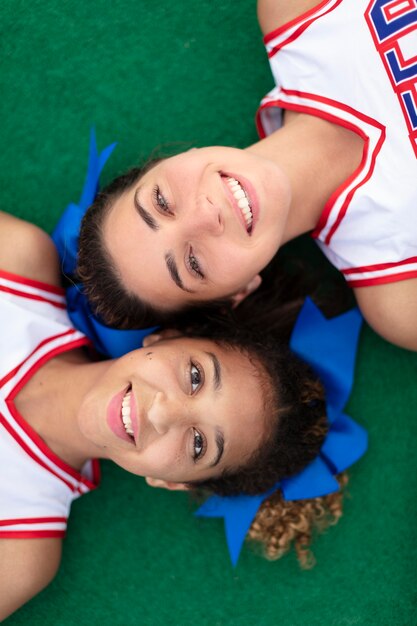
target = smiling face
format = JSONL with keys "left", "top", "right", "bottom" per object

{"left": 77, "top": 336, "right": 271, "bottom": 484}
{"left": 102, "top": 146, "right": 291, "bottom": 310}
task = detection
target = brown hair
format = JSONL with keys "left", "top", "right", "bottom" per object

{"left": 248, "top": 474, "right": 348, "bottom": 568}
{"left": 77, "top": 162, "right": 168, "bottom": 329}
{"left": 178, "top": 323, "right": 347, "bottom": 568}
{"left": 77, "top": 162, "right": 232, "bottom": 329}
{"left": 178, "top": 315, "right": 328, "bottom": 494}
{"left": 191, "top": 361, "right": 345, "bottom": 568}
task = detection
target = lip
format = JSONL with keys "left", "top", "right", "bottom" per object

{"left": 221, "top": 172, "right": 259, "bottom": 235}
{"left": 107, "top": 386, "right": 137, "bottom": 444}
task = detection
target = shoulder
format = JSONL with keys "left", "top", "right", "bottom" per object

{"left": 0, "top": 212, "right": 61, "bottom": 287}
{"left": 257, "top": 0, "right": 322, "bottom": 36}
{"left": 354, "top": 279, "right": 417, "bottom": 351}
{"left": 0, "top": 537, "right": 62, "bottom": 620}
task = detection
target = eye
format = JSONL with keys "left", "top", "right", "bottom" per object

{"left": 190, "top": 361, "right": 204, "bottom": 394}
{"left": 187, "top": 247, "right": 205, "bottom": 279}
{"left": 193, "top": 428, "right": 206, "bottom": 460}
{"left": 152, "top": 185, "right": 172, "bottom": 215}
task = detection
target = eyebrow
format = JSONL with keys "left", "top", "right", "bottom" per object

{"left": 134, "top": 188, "right": 196, "bottom": 295}
{"left": 210, "top": 427, "right": 225, "bottom": 468}
{"left": 134, "top": 189, "right": 160, "bottom": 231}
{"left": 165, "top": 252, "right": 194, "bottom": 293}
{"left": 206, "top": 351, "right": 224, "bottom": 467}
{"left": 206, "top": 352, "right": 222, "bottom": 391}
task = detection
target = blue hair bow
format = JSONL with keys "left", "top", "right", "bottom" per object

{"left": 195, "top": 298, "right": 367, "bottom": 566}
{"left": 53, "top": 128, "right": 117, "bottom": 277}
{"left": 52, "top": 129, "right": 156, "bottom": 357}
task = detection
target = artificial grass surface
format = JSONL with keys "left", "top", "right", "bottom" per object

{"left": 2, "top": 1, "right": 417, "bottom": 624}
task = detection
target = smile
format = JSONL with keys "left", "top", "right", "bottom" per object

{"left": 225, "top": 177, "right": 253, "bottom": 233}
{"left": 107, "top": 385, "right": 137, "bottom": 444}
{"left": 121, "top": 389, "right": 134, "bottom": 437}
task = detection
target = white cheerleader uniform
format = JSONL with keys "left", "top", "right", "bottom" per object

{"left": 0, "top": 269, "right": 99, "bottom": 539}
{"left": 257, "top": 0, "right": 417, "bottom": 287}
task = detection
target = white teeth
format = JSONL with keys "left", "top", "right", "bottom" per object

{"left": 237, "top": 197, "right": 250, "bottom": 210}
{"left": 121, "top": 391, "right": 134, "bottom": 437}
{"left": 226, "top": 177, "right": 253, "bottom": 230}
{"left": 234, "top": 189, "right": 246, "bottom": 200}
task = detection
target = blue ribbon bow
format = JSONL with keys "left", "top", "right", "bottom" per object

{"left": 53, "top": 128, "right": 117, "bottom": 277}
{"left": 52, "top": 129, "right": 156, "bottom": 357}
{"left": 196, "top": 298, "right": 367, "bottom": 566}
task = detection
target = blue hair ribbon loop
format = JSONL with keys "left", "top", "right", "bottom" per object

{"left": 52, "top": 130, "right": 156, "bottom": 357}
{"left": 53, "top": 128, "right": 117, "bottom": 277}
{"left": 196, "top": 298, "right": 367, "bottom": 566}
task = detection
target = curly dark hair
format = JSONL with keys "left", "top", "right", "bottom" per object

{"left": 179, "top": 316, "right": 328, "bottom": 496}
{"left": 248, "top": 473, "right": 348, "bottom": 568}
{"left": 177, "top": 317, "right": 347, "bottom": 568}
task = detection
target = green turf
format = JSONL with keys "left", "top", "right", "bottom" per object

{"left": 2, "top": 1, "right": 417, "bottom": 624}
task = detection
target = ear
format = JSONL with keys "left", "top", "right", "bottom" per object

{"left": 142, "top": 333, "right": 161, "bottom": 348}
{"left": 230, "top": 274, "right": 262, "bottom": 308}
{"left": 142, "top": 328, "right": 182, "bottom": 348}
{"left": 145, "top": 477, "right": 190, "bottom": 491}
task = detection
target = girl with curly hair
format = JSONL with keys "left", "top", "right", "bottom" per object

{"left": 0, "top": 213, "right": 363, "bottom": 620}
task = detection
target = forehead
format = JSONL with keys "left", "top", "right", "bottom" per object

{"left": 160, "top": 335, "right": 267, "bottom": 410}
{"left": 173, "top": 336, "right": 269, "bottom": 466}
{"left": 102, "top": 185, "right": 190, "bottom": 310}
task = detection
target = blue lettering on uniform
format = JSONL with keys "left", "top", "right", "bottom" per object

{"left": 370, "top": 0, "right": 417, "bottom": 42}
{"left": 367, "top": 0, "right": 417, "bottom": 155}
{"left": 386, "top": 49, "right": 417, "bottom": 83}
{"left": 403, "top": 92, "right": 417, "bottom": 127}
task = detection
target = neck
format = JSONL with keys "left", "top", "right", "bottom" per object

{"left": 246, "top": 111, "right": 364, "bottom": 241}
{"left": 15, "top": 350, "right": 111, "bottom": 470}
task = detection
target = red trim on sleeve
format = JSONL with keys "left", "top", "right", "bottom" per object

{"left": 0, "top": 516, "right": 67, "bottom": 526}
{"left": 0, "top": 285, "right": 66, "bottom": 309}
{"left": 257, "top": 89, "right": 385, "bottom": 244}
{"left": 342, "top": 256, "right": 417, "bottom": 275}
{"left": 313, "top": 134, "right": 371, "bottom": 241}
{"left": 0, "top": 530, "right": 65, "bottom": 539}
{"left": 91, "top": 459, "right": 101, "bottom": 484}
{"left": 0, "top": 268, "right": 65, "bottom": 296}
{"left": 280, "top": 88, "right": 386, "bottom": 131}
{"left": 346, "top": 270, "right": 417, "bottom": 288}
{"left": 264, "top": 0, "right": 343, "bottom": 55}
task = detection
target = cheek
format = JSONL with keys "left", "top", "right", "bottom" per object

{"left": 212, "top": 244, "right": 255, "bottom": 283}
{"left": 105, "top": 453, "right": 143, "bottom": 478}
{"left": 111, "top": 437, "right": 184, "bottom": 480}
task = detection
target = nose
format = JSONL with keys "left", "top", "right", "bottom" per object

{"left": 147, "top": 391, "right": 186, "bottom": 435}
{"left": 183, "top": 193, "right": 224, "bottom": 237}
